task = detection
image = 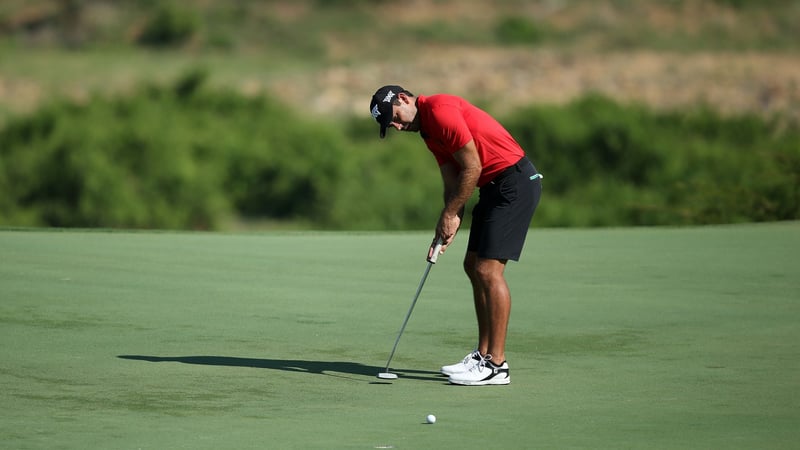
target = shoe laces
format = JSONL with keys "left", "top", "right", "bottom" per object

{"left": 472, "top": 353, "right": 492, "bottom": 372}
{"left": 463, "top": 350, "right": 480, "bottom": 364}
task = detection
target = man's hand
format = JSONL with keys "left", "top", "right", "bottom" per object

{"left": 436, "top": 212, "right": 461, "bottom": 249}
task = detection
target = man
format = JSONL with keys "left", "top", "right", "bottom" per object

{"left": 369, "top": 85, "right": 542, "bottom": 386}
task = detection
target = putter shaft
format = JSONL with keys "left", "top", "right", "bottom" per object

{"left": 381, "top": 260, "right": 434, "bottom": 373}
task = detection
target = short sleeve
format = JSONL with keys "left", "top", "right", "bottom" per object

{"left": 428, "top": 104, "right": 473, "bottom": 153}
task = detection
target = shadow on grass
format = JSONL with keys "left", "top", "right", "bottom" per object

{"left": 117, "top": 355, "right": 442, "bottom": 383}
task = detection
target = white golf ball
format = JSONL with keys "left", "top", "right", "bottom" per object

{"left": 426, "top": 414, "right": 436, "bottom": 424}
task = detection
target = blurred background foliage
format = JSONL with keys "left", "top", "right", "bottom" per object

{"left": 0, "top": 0, "right": 798, "bottom": 230}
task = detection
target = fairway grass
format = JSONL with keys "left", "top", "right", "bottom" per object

{"left": 1, "top": 224, "right": 798, "bottom": 449}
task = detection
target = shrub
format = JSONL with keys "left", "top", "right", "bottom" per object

{"left": 1, "top": 80, "right": 797, "bottom": 230}
{"left": 504, "top": 95, "right": 799, "bottom": 226}
{"left": 136, "top": 4, "right": 199, "bottom": 47}
{"left": 494, "top": 16, "right": 545, "bottom": 45}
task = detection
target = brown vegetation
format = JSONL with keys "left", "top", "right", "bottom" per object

{"left": 275, "top": 46, "right": 800, "bottom": 123}
{"left": 1, "top": 0, "right": 798, "bottom": 124}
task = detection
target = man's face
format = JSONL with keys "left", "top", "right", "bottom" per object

{"left": 387, "top": 93, "right": 420, "bottom": 133}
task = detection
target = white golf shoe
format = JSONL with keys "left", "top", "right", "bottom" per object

{"left": 448, "top": 354, "right": 510, "bottom": 386}
{"left": 440, "top": 350, "right": 482, "bottom": 376}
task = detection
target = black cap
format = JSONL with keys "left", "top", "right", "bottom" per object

{"left": 370, "top": 85, "right": 405, "bottom": 138}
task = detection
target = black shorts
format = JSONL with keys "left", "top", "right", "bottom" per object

{"left": 468, "top": 157, "right": 542, "bottom": 261}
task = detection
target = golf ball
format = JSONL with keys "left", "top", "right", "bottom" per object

{"left": 426, "top": 414, "right": 436, "bottom": 424}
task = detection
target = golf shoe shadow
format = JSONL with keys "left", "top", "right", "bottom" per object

{"left": 117, "top": 355, "right": 442, "bottom": 382}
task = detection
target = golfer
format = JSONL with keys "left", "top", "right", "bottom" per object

{"left": 369, "top": 85, "right": 542, "bottom": 385}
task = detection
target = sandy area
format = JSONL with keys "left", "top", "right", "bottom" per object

{"left": 271, "top": 46, "right": 800, "bottom": 123}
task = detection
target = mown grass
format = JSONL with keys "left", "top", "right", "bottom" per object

{"left": 1, "top": 224, "right": 798, "bottom": 448}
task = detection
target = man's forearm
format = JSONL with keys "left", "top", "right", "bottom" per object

{"left": 443, "top": 166, "right": 479, "bottom": 218}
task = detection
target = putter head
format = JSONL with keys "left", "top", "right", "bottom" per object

{"left": 376, "top": 372, "right": 398, "bottom": 380}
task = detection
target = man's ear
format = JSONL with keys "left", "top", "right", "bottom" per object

{"left": 397, "top": 92, "right": 412, "bottom": 104}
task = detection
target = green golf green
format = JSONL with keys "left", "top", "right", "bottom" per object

{"left": 1, "top": 224, "right": 798, "bottom": 449}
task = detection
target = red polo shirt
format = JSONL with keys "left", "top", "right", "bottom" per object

{"left": 417, "top": 94, "right": 525, "bottom": 187}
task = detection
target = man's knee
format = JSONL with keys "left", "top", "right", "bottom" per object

{"left": 472, "top": 258, "right": 507, "bottom": 284}
{"left": 463, "top": 252, "right": 478, "bottom": 279}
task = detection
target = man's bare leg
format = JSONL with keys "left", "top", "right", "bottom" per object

{"left": 465, "top": 252, "right": 510, "bottom": 363}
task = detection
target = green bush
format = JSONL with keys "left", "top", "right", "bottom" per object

{"left": 0, "top": 69, "right": 437, "bottom": 231}
{"left": 0, "top": 76, "right": 797, "bottom": 230}
{"left": 504, "top": 95, "right": 800, "bottom": 226}
{"left": 494, "top": 16, "right": 545, "bottom": 45}
{"left": 136, "top": 4, "right": 199, "bottom": 47}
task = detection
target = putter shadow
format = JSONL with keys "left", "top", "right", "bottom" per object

{"left": 117, "top": 355, "right": 442, "bottom": 382}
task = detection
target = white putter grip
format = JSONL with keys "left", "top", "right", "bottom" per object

{"left": 428, "top": 239, "right": 444, "bottom": 264}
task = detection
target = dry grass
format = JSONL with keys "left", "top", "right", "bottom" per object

{"left": 279, "top": 47, "right": 800, "bottom": 123}
{"left": 1, "top": 0, "right": 798, "bottom": 124}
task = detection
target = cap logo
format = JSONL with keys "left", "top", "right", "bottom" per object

{"left": 371, "top": 104, "right": 381, "bottom": 119}
{"left": 382, "top": 90, "right": 396, "bottom": 103}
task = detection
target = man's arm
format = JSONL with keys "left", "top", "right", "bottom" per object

{"left": 436, "top": 140, "right": 481, "bottom": 251}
